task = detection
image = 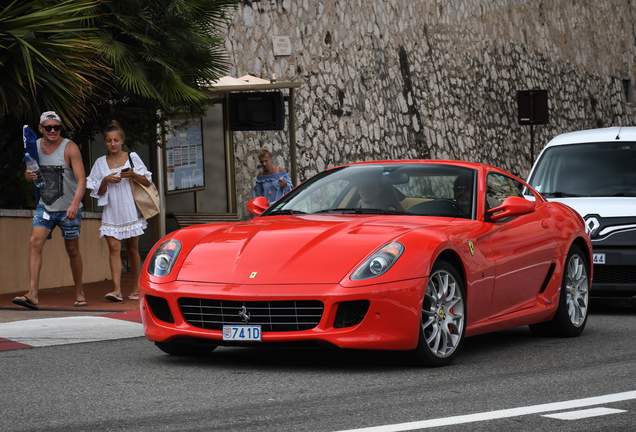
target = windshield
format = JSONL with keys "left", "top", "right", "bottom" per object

{"left": 265, "top": 163, "right": 477, "bottom": 219}
{"left": 528, "top": 142, "right": 636, "bottom": 197}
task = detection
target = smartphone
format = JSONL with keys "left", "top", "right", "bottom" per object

{"left": 121, "top": 168, "right": 130, "bottom": 172}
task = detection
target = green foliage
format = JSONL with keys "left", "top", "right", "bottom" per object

{"left": 0, "top": 117, "right": 31, "bottom": 209}
{"left": 72, "top": 0, "right": 238, "bottom": 149}
{"left": 0, "top": 0, "right": 237, "bottom": 208}
{"left": 0, "top": 0, "right": 107, "bottom": 125}
{"left": 95, "top": 0, "right": 235, "bottom": 114}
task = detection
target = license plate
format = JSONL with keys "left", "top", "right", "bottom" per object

{"left": 223, "top": 325, "right": 261, "bottom": 341}
{"left": 593, "top": 253, "right": 606, "bottom": 264}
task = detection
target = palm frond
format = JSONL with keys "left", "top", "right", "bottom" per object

{"left": 0, "top": 0, "right": 107, "bottom": 126}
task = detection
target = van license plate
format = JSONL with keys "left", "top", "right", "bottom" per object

{"left": 593, "top": 253, "right": 605, "bottom": 264}
{"left": 223, "top": 325, "right": 261, "bottom": 341}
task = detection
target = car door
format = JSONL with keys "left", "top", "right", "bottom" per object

{"left": 485, "top": 172, "right": 557, "bottom": 318}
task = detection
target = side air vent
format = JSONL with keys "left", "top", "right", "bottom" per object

{"left": 539, "top": 263, "right": 556, "bottom": 294}
{"left": 333, "top": 300, "right": 370, "bottom": 329}
{"left": 146, "top": 295, "right": 174, "bottom": 324}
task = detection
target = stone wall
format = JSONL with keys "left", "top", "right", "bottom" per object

{"left": 225, "top": 0, "right": 636, "bottom": 218}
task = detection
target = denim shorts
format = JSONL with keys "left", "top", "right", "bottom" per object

{"left": 33, "top": 204, "right": 82, "bottom": 240}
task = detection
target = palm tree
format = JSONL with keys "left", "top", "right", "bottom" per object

{"left": 0, "top": 0, "right": 237, "bottom": 209}
{"left": 96, "top": 0, "right": 235, "bottom": 112}
{"left": 0, "top": 0, "right": 107, "bottom": 126}
{"left": 71, "top": 0, "right": 238, "bottom": 150}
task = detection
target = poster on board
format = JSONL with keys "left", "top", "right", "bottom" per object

{"left": 164, "top": 118, "right": 205, "bottom": 194}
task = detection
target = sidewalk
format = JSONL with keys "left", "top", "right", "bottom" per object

{"left": 0, "top": 273, "right": 144, "bottom": 351}
{"left": 0, "top": 272, "right": 140, "bottom": 323}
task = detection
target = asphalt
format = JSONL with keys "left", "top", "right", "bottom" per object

{"left": 0, "top": 272, "right": 143, "bottom": 351}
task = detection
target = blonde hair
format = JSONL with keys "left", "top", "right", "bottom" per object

{"left": 104, "top": 120, "right": 125, "bottom": 141}
{"left": 258, "top": 145, "right": 272, "bottom": 159}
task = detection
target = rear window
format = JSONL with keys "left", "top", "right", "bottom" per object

{"left": 528, "top": 142, "right": 636, "bottom": 197}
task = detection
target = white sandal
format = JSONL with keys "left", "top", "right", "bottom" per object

{"left": 105, "top": 292, "right": 123, "bottom": 302}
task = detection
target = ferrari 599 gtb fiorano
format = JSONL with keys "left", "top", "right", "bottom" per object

{"left": 140, "top": 160, "right": 592, "bottom": 367}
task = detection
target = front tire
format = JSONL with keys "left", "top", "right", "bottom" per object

{"left": 410, "top": 260, "right": 466, "bottom": 367}
{"left": 529, "top": 244, "right": 590, "bottom": 337}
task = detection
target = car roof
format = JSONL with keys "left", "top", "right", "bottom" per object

{"left": 346, "top": 159, "right": 487, "bottom": 170}
{"left": 545, "top": 126, "right": 636, "bottom": 147}
{"left": 340, "top": 160, "right": 521, "bottom": 180}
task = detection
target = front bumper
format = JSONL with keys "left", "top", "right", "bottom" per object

{"left": 591, "top": 247, "right": 636, "bottom": 296}
{"left": 139, "top": 277, "right": 425, "bottom": 351}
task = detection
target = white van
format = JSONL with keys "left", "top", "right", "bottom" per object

{"left": 525, "top": 127, "right": 636, "bottom": 297}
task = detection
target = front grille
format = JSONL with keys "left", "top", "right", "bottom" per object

{"left": 146, "top": 295, "right": 174, "bottom": 323}
{"left": 333, "top": 300, "right": 370, "bottom": 328}
{"left": 594, "top": 265, "right": 636, "bottom": 284}
{"left": 179, "top": 299, "right": 324, "bottom": 332}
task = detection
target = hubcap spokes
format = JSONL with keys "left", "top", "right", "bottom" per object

{"left": 565, "top": 254, "right": 589, "bottom": 327}
{"left": 422, "top": 270, "right": 465, "bottom": 358}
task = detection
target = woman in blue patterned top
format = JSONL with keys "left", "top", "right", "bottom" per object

{"left": 252, "top": 146, "right": 293, "bottom": 204}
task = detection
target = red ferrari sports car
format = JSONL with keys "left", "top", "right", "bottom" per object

{"left": 139, "top": 160, "right": 592, "bottom": 366}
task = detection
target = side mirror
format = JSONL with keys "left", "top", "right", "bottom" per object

{"left": 488, "top": 196, "right": 535, "bottom": 221}
{"left": 247, "top": 196, "right": 269, "bottom": 216}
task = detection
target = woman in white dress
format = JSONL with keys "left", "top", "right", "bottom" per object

{"left": 86, "top": 120, "right": 152, "bottom": 302}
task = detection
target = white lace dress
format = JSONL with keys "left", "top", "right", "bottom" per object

{"left": 86, "top": 152, "right": 152, "bottom": 240}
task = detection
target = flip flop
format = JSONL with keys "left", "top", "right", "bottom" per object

{"left": 11, "top": 295, "right": 39, "bottom": 310}
{"left": 74, "top": 300, "right": 88, "bottom": 307}
{"left": 128, "top": 293, "right": 139, "bottom": 300}
{"left": 105, "top": 292, "right": 123, "bottom": 302}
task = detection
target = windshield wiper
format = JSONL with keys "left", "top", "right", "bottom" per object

{"left": 613, "top": 192, "right": 636, "bottom": 197}
{"left": 541, "top": 191, "right": 589, "bottom": 197}
{"left": 312, "top": 208, "right": 411, "bottom": 215}
{"left": 335, "top": 207, "right": 410, "bottom": 215}
{"left": 310, "top": 208, "right": 344, "bottom": 214}
{"left": 267, "top": 209, "right": 307, "bottom": 215}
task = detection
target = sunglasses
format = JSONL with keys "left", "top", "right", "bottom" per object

{"left": 42, "top": 125, "right": 62, "bottom": 132}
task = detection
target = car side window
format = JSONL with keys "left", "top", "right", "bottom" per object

{"left": 486, "top": 173, "right": 524, "bottom": 223}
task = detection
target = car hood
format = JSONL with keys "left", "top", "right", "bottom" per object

{"left": 176, "top": 215, "right": 438, "bottom": 284}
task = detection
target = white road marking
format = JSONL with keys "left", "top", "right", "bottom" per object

{"left": 335, "top": 390, "right": 636, "bottom": 432}
{"left": 542, "top": 407, "right": 627, "bottom": 420}
{"left": 0, "top": 316, "right": 143, "bottom": 347}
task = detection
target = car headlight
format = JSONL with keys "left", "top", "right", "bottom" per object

{"left": 148, "top": 239, "right": 182, "bottom": 277}
{"left": 351, "top": 242, "right": 404, "bottom": 280}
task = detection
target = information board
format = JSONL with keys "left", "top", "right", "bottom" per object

{"left": 164, "top": 118, "right": 205, "bottom": 193}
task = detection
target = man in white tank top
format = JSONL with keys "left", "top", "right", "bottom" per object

{"left": 12, "top": 111, "right": 87, "bottom": 310}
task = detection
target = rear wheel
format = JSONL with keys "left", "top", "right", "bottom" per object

{"left": 410, "top": 260, "right": 466, "bottom": 367}
{"left": 529, "top": 244, "right": 589, "bottom": 337}
{"left": 155, "top": 342, "right": 217, "bottom": 356}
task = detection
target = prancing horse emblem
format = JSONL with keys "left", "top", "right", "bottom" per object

{"left": 238, "top": 306, "right": 250, "bottom": 324}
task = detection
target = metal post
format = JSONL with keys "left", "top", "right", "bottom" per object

{"left": 530, "top": 124, "right": 534, "bottom": 165}
{"left": 289, "top": 88, "right": 298, "bottom": 186}
{"left": 223, "top": 94, "right": 237, "bottom": 213}
{"left": 155, "top": 132, "right": 166, "bottom": 239}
